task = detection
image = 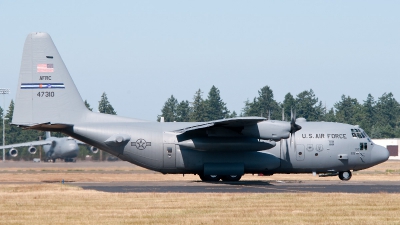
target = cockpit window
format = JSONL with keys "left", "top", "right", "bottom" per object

{"left": 351, "top": 128, "right": 369, "bottom": 139}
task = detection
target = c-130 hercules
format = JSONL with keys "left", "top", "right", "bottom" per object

{"left": 12, "top": 32, "right": 389, "bottom": 181}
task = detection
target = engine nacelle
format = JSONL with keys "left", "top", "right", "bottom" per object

{"left": 241, "top": 120, "right": 291, "bottom": 141}
{"left": 28, "top": 146, "right": 37, "bottom": 154}
{"left": 90, "top": 146, "right": 99, "bottom": 154}
{"left": 9, "top": 148, "right": 18, "bottom": 157}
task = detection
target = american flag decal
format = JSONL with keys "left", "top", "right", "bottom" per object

{"left": 37, "top": 64, "right": 54, "bottom": 73}
{"left": 20, "top": 83, "right": 65, "bottom": 89}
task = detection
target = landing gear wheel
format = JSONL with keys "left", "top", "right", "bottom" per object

{"left": 199, "top": 174, "right": 222, "bottom": 182}
{"left": 221, "top": 175, "right": 242, "bottom": 182}
{"left": 339, "top": 171, "right": 352, "bottom": 181}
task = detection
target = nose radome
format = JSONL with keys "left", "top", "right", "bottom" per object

{"left": 371, "top": 144, "right": 390, "bottom": 165}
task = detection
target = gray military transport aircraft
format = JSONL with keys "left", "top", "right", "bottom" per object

{"left": 0, "top": 132, "right": 98, "bottom": 162}
{"left": 11, "top": 32, "right": 389, "bottom": 181}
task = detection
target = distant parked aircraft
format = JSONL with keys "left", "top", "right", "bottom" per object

{"left": 0, "top": 132, "right": 98, "bottom": 162}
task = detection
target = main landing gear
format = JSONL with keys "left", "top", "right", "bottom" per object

{"left": 339, "top": 171, "right": 352, "bottom": 181}
{"left": 199, "top": 174, "right": 242, "bottom": 182}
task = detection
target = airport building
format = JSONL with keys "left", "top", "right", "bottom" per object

{"left": 373, "top": 139, "right": 400, "bottom": 160}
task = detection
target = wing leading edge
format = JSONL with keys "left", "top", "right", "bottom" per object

{"left": 0, "top": 140, "right": 52, "bottom": 150}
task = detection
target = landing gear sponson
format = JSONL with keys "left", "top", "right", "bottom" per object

{"left": 64, "top": 158, "right": 76, "bottom": 162}
{"left": 199, "top": 174, "right": 242, "bottom": 182}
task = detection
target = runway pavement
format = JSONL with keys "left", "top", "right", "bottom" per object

{"left": 74, "top": 180, "right": 400, "bottom": 193}
{"left": 0, "top": 160, "right": 134, "bottom": 168}
{"left": 2, "top": 161, "right": 400, "bottom": 193}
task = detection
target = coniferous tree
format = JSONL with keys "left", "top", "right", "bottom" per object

{"left": 375, "top": 93, "right": 399, "bottom": 128}
{"left": 204, "top": 86, "right": 229, "bottom": 121}
{"left": 324, "top": 107, "right": 336, "bottom": 122}
{"left": 157, "top": 95, "right": 178, "bottom": 122}
{"left": 84, "top": 100, "right": 93, "bottom": 111}
{"left": 374, "top": 93, "right": 400, "bottom": 138}
{"left": 282, "top": 93, "right": 295, "bottom": 120}
{"left": 98, "top": 92, "right": 116, "bottom": 115}
{"left": 190, "top": 89, "right": 207, "bottom": 122}
{"left": 176, "top": 100, "right": 191, "bottom": 122}
{"left": 242, "top": 98, "right": 260, "bottom": 117}
{"left": 228, "top": 111, "right": 238, "bottom": 118}
{"left": 295, "top": 89, "right": 324, "bottom": 121}
{"left": 360, "top": 94, "right": 376, "bottom": 135}
{"left": 242, "top": 86, "right": 280, "bottom": 119}
{"left": 334, "top": 95, "right": 363, "bottom": 126}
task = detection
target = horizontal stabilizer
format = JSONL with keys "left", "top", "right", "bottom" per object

{"left": 12, "top": 122, "right": 73, "bottom": 131}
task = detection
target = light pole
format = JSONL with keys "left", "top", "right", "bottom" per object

{"left": 0, "top": 88, "right": 10, "bottom": 162}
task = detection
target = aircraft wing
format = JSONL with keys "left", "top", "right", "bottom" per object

{"left": 0, "top": 140, "right": 53, "bottom": 149}
{"left": 75, "top": 139, "right": 88, "bottom": 145}
{"left": 172, "top": 117, "right": 266, "bottom": 134}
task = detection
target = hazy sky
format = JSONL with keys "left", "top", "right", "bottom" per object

{"left": 1, "top": 1, "right": 399, "bottom": 121}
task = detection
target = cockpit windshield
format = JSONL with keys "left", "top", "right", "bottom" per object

{"left": 351, "top": 128, "right": 372, "bottom": 143}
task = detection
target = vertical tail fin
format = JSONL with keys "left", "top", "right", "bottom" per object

{"left": 13, "top": 32, "right": 88, "bottom": 126}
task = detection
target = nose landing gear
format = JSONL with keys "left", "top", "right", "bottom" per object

{"left": 339, "top": 171, "right": 352, "bottom": 181}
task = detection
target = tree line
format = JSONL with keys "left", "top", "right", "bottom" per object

{"left": 1, "top": 86, "right": 399, "bottom": 161}
{"left": 0, "top": 92, "right": 116, "bottom": 161}
{"left": 158, "top": 85, "right": 400, "bottom": 139}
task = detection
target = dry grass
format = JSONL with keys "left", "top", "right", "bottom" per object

{"left": 0, "top": 162, "right": 399, "bottom": 224}
{"left": 0, "top": 184, "right": 399, "bottom": 225}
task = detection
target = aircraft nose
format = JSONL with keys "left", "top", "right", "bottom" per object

{"left": 371, "top": 144, "right": 390, "bottom": 164}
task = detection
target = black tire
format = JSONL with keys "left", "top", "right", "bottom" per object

{"left": 199, "top": 174, "right": 221, "bottom": 182}
{"left": 339, "top": 171, "right": 352, "bottom": 181}
{"left": 221, "top": 175, "right": 242, "bottom": 182}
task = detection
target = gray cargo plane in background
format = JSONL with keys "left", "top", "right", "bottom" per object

{"left": 11, "top": 32, "right": 389, "bottom": 181}
{"left": 0, "top": 132, "right": 98, "bottom": 162}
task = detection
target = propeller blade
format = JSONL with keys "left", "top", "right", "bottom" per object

{"left": 290, "top": 109, "right": 302, "bottom": 133}
{"left": 289, "top": 108, "right": 301, "bottom": 150}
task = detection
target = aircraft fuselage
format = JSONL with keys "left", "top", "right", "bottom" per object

{"left": 66, "top": 120, "right": 388, "bottom": 175}
{"left": 43, "top": 137, "right": 79, "bottom": 160}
